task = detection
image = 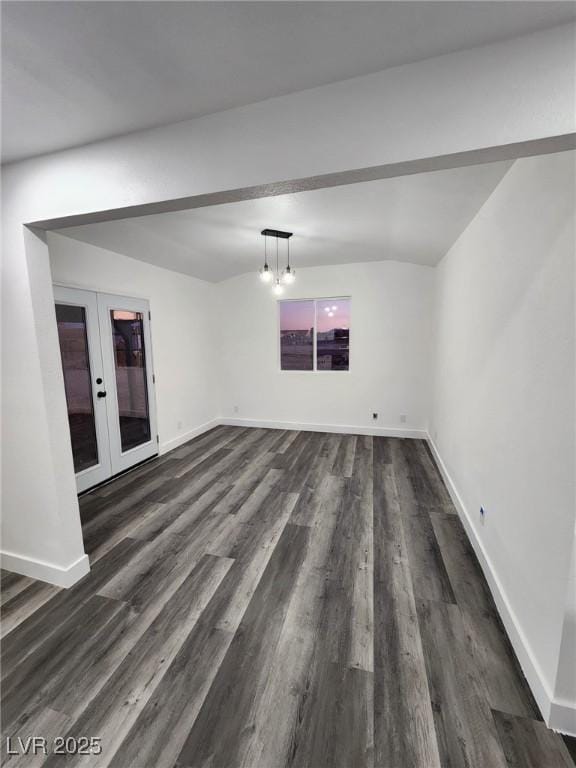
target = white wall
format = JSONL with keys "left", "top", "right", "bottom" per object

{"left": 48, "top": 240, "right": 435, "bottom": 443}
{"left": 48, "top": 232, "right": 220, "bottom": 454}
{"left": 0, "top": 227, "right": 90, "bottom": 587}
{"left": 430, "top": 151, "right": 576, "bottom": 729}
{"left": 217, "top": 262, "right": 433, "bottom": 435}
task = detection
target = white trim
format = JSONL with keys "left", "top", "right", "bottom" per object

{"left": 96, "top": 292, "right": 158, "bottom": 474}
{"left": 159, "top": 418, "right": 222, "bottom": 455}
{"left": 277, "top": 296, "right": 351, "bottom": 373}
{"left": 220, "top": 417, "right": 426, "bottom": 439}
{"left": 427, "top": 435, "right": 576, "bottom": 735}
{"left": 549, "top": 698, "right": 576, "bottom": 737}
{"left": 0, "top": 551, "right": 90, "bottom": 588}
{"left": 53, "top": 285, "right": 112, "bottom": 492}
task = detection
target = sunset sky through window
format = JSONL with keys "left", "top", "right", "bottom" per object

{"left": 280, "top": 299, "right": 350, "bottom": 332}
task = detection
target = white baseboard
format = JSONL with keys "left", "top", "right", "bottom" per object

{"left": 221, "top": 417, "right": 427, "bottom": 439}
{"left": 549, "top": 698, "right": 576, "bottom": 737}
{"left": 159, "top": 418, "right": 222, "bottom": 455}
{"left": 0, "top": 550, "right": 90, "bottom": 588}
{"left": 427, "top": 436, "right": 576, "bottom": 735}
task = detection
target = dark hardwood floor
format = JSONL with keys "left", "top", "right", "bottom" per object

{"left": 1, "top": 426, "right": 573, "bottom": 767}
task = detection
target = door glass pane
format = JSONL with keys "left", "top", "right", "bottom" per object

{"left": 111, "top": 310, "right": 151, "bottom": 452}
{"left": 279, "top": 300, "right": 314, "bottom": 370}
{"left": 316, "top": 298, "right": 350, "bottom": 370}
{"left": 55, "top": 304, "right": 99, "bottom": 473}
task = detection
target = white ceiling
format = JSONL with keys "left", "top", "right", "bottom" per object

{"left": 3, "top": 2, "right": 575, "bottom": 163}
{"left": 56, "top": 160, "right": 512, "bottom": 281}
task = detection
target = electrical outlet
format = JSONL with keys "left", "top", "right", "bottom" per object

{"left": 480, "top": 506, "right": 486, "bottom": 525}
{"left": 177, "top": 420, "right": 182, "bottom": 430}
{"left": 233, "top": 405, "right": 239, "bottom": 414}
{"left": 400, "top": 414, "right": 407, "bottom": 424}
{"left": 372, "top": 412, "right": 378, "bottom": 420}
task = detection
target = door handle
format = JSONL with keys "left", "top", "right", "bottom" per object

{"left": 97, "top": 391, "right": 107, "bottom": 398}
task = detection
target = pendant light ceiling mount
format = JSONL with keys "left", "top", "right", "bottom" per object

{"left": 258, "top": 228, "right": 296, "bottom": 292}
{"left": 261, "top": 228, "right": 293, "bottom": 239}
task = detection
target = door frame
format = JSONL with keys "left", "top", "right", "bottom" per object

{"left": 53, "top": 286, "right": 113, "bottom": 492}
{"left": 97, "top": 292, "right": 159, "bottom": 474}
{"left": 54, "top": 285, "right": 159, "bottom": 491}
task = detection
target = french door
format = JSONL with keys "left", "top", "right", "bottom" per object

{"left": 54, "top": 287, "right": 158, "bottom": 492}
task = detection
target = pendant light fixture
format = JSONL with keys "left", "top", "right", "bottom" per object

{"left": 259, "top": 233, "right": 273, "bottom": 283}
{"left": 257, "top": 228, "right": 295, "bottom": 294}
{"left": 272, "top": 238, "right": 284, "bottom": 295}
{"left": 282, "top": 238, "right": 296, "bottom": 284}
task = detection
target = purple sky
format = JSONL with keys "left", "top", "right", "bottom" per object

{"left": 316, "top": 299, "right": 350, "bottom": 332}
{"left": 280, "top": 299, "right": 350, "bottom": 332}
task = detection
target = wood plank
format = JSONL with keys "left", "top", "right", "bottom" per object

{"left": 273, "top": 429, "right": 299, "bottom": 454}
{"left": 209, "top": 492, "right": 299, "bottom": 634}
{"left": 1, "top": 580, "right": 61, "bottom": 638}
{"left": 171, "top": 425, "right": 251, "bottom": 478}
{"left": 176, "top": 523, "right": 310, "bottom": 768}
{"left": 348, "top": 435, "right": 374, "bottom": 673}
{"left": 82, "top": 499, "right": 166, "bottom": 560}
{"left": 127, "top": 499, "right": 192, "bottom": 542}
{"left": 2, "top": 594, "right": 123, "bottom": 730}
{"left": 288, "top": 434, "right": 338, "bottom": 527}
{"left": 279, "top": 431, "right": 327, "bottom": 493}
{"left": 372, "top": 435, "right": 394, "bottom": 465}
{"left": 373, "top": 462, "right": 441, "bottom": 768}
{"left": 0, "top": 570, "right": 37, "bottom": 606}
{"left": 98, "top": 503, "right": 230, "bottom": 613}
{"left": 270, "top": 430, "right": 310, "bottom": 470}
{"left": 1, "top": 537, "right": 146, "bottom": 674}
{"left": 109, "top": 624, "right": 233, "bottom": 768}
{"left": 430, "top": 510, "right": 496, "bottom": 617}
{"left": 400, "top": 510, "right": 456, "bottom": 603}
{"left": 216, "top": 456, "right": 280, "bottom": 517}
{"left": 412, "top": 440, "right": 455, "bottom": 509}
{"left": 50, "top": 555, "right": 233, "bottom": 723}
{"left": 240, "top": 476, "right": 347, "bottom": 768}
{"left": 416, "top": 598, "right": 509, "bottom": 768}
{"left": 392, "top": 442, "right": 456, "bottom": 603}
{"left": 42, "top": 554, "right": 233, "bottom": 768}
{"left": 331, "top": 433, "right": 357, "bottom": 477}
{"left": 492, "top": 709, "right": 574, "bottom": 768}
{"left": 1, "top": 707, "right": 71, "bottom": 768}
{"left": 79, "top": 471, "right": 171, "bottom": 529}
{"left": 246, "top": 471, "right": 375, "bottom": 768}
{"left": 398, "top": 439, "right": 454, "bottom": 510}
{"left": 431, "top": 510, "right": 538, "bottom": 718}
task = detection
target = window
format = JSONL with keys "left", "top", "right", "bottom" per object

{"left": 279, "top": 300, "right": 314, "bottom": 370}
{"left": 279, "top": 298, "right": 350, "bottom": 371}
{"left": 315, "top": 298, "right": 351, "bottom": 371}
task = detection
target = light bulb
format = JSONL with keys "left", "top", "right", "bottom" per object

{"left": 283, "top": 266, "right": 296, "bottom": 284}
{"left": 324, "top": 307, "right": 330, "bottom": 313}
{"left": 332, "top": 305, "right": 338, "bottom": 311}
{"left": 272, "top": 280, "right": 284, "bottom": 296}
{"left": 259, "top": 265, "right": 272, "bottom": 283}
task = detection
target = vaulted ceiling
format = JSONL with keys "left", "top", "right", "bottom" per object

{"left": 55, "top": 160, "right": 512, "bottom": 281}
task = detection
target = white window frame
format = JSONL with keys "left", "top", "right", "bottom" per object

{"left": 278, "top": 297, "right": 351, "bottom": 373}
